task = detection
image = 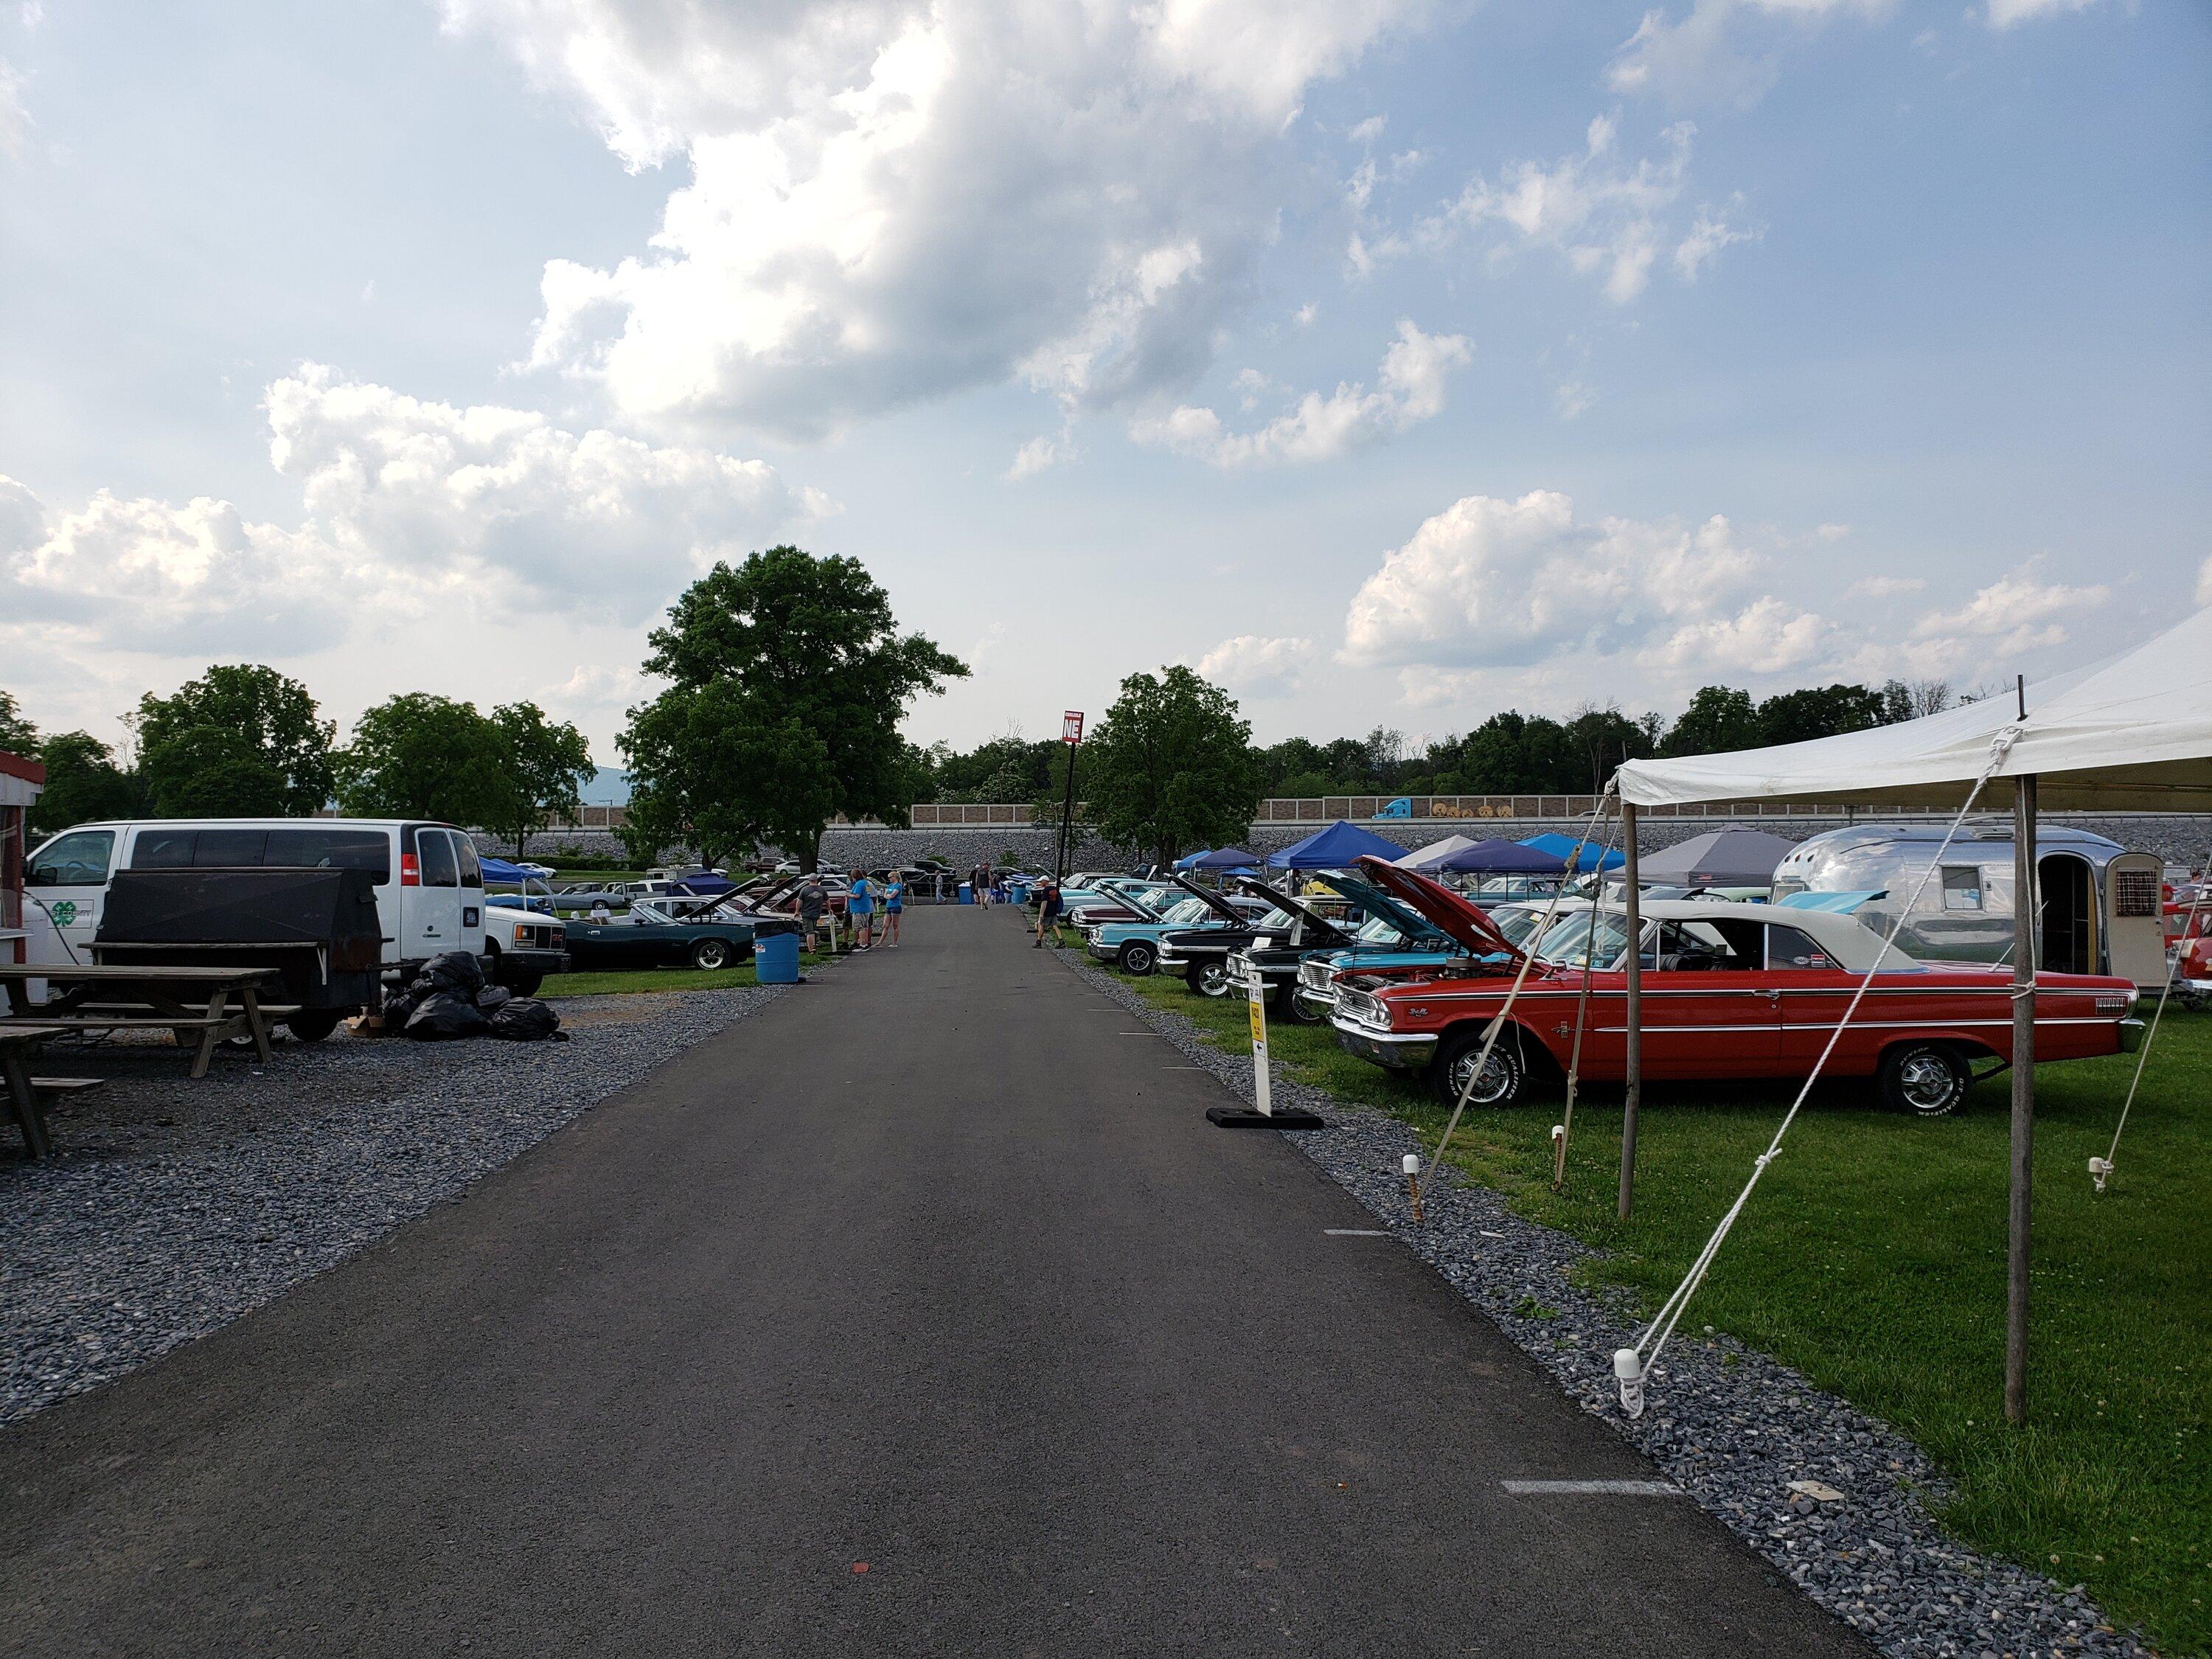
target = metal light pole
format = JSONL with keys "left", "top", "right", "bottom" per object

{"left": 1057, "top": 712, "right": 1085, "bottom": 882}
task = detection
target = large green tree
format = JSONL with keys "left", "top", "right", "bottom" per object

{"left": 486, "top": 701, "right": 597, "bottom": 855}
{"left": 1661, "top": 686, "right": 1763, "bottom": 757}
{"left": 0, "top": 689, "right": 40, "bottom": 758}
{"left": 620, "top": 547, "right": 967, "bottom": 869}
{"left": 136, "top": 664, "right": 335, "bottom": 816}
{"left": 27, "top": 732, "right": 143, "bottom": 835}
{"left": 333, "top": 693, "right": 507, "bottom": 824}
{"left": 1080, "top": 665, "right": 1261, "bottom": 869}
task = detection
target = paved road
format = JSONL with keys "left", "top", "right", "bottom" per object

{"left": 0, "top": 909, "right": 1862, "bottom": 1657}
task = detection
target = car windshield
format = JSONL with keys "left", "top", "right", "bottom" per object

{"left": 1489, "top": 907, "right": 1551, "bottom": 947}
{"left": 1353, "top": 915, "right": 1405, "bottom": 945}
{"left": 1534, "top": 910, "right": 1637, "bottom": 967}
{"left": 1161, "top": 899, "right": 1211, "bottom": 924}
{"left": 1256, "top": 908, "right": 1295, "bottom": 931}
{"left": 1136, "top": 888, "right": 1180, "bottom": 914}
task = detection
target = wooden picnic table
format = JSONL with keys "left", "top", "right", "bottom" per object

{"left": 0, "top": 1023, "right": 68, "bottom": 1158}
{"left": 0, "top": 964, "right": 286, "bottom": 1079}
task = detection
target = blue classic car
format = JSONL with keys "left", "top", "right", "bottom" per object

{"left": 560, "top": 897, "right": 759, "bottom": 973}
{"left": 1284, "top": 874, "right": 1478, "bottom": 1020}
{"left": 1085, "top": 891, "right": 1272, "bottom": 975}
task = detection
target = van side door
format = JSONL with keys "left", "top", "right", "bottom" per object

{"left": 406, "top": 827, "right": 463, "bottom": 961}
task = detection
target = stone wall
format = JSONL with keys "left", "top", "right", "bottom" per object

{"left": 482, "top": 813, "right": 2212, "bottom": 871}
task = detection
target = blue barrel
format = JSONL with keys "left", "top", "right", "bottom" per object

{"left": 755, "top": 930, "right": 801, "bottom": 984}
{"left": 958, "top": 883, "right": 973, "bottom": 904}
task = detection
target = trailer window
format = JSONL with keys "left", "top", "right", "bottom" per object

{"left": 1941, "top": 866, "right": 1984, "bottom": 911}
{"left": 26, "top": 830, "right": 114, "bottom": 887}
{"left": 265, "top": 829, "right": 392, "bottom": 881}
{"left": 2111, "top": 867, "right": 2158, "bottom": 919}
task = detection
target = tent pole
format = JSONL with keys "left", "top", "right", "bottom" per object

{"left": 1618, "top": 801, "right": 1642, "bottom": 1220}
{"left": 2006, "top": 773, "right": 2038, "bottom": 1424}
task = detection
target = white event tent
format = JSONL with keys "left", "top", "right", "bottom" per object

{"left": 1606, "top": 606, "right": 2212, "bottom": 1423}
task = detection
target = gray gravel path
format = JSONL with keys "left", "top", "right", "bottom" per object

{"left": 0, "top": 984, "right": 787, "bottom": 1425}
{"left": 1048, "top": 945, "right": 2151, "bottom": 1659}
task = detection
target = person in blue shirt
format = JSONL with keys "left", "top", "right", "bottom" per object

{"left": 847, "top": 872, "right": 876, "bottom": 950}
{"left": 882, "top": 873, "right": 905, "bottom": 947}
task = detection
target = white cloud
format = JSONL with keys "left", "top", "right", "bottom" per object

{"left": 1984, "top": 0, "right": 2099, "bottom": 27}
{"left": 1340, "top": 489, "right": 1766, "bottom": 669}
{"left": 1641, "top": 595, "right": 1829, "bottom": 675}
{"left": 1608, "top": 0, "right": 1891, "bottom": 110}
{"left": 1553, "top": 378, "right": 1597, "bottom": 420}
{"left": 1130, "top": 320, "right": 1470, "bottom": 468}
{"left": 1849, "top": 573, "right": 1924, "bottom": 598}
{"left": 3, "top": 368, "right": 829, "bottom": 668}
{"left": 1426, "top": 116, "right": 1744, "bottom": 302}
{"left": 1195, "top": 634, "right": 1316, "bottom": 697}
{"left": 1908, "top": 568, "right": 2107, "bottom": 656}
{"left": 448, "top": 0, "right": 1423, "bottom": 439}
{"left": 1004, "top": 434, "right": 1063, "bottom": 480}
{"left": 0, "top": 57, "right": 29, "bottom": 159}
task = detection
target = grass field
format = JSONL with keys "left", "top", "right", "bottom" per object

{"left": 1091, "top": 946, "right": 2211, "bottom": 1654}
{"left": 540, "top": 950, "right": 828, "bottom": 998}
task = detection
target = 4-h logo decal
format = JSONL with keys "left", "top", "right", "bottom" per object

{"left": 50, "top": 900, "right": 77, "bottom": 927}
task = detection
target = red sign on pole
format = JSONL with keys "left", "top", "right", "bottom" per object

{"left": 1062, "top": 711, "right": 1085, "bottom": 744}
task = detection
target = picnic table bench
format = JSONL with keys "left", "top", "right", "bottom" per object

{"left": 0, "top": 964, "right": 288, "bottom": 1080}
{"left": 0, "top": 1025, "right": 105, "bottom": 1160}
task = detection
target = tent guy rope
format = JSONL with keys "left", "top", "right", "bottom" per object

{"left": 1613, "top": 727, "right": 2021, "bottom": 1419}
{"left": 2090, "top": 852, "right": 2209, "bottom": 1194}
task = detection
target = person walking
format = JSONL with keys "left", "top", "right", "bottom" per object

{"left": 973, "top": 863, "right": 990, "bottom": 907}
{"left": 796, "top": 874, "right": 830, "bottom": 956}
{"left": 847, "top": 871, "right": 876, "bottom": 949}
{"left": 883, "top": 872, "right": 905, "bottom": 947}
{"left": 1034, "top": 877, "right": 1062, "bottom": 947}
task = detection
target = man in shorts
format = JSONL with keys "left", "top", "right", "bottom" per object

{"left": 847, "top": 871, "right": 875, "bottom": 949}
{"left": 796, "top": 874, "right": 830, "bottom": 956}
{"left": 1033, "top": 877, "right": 1062, "bottom": 947}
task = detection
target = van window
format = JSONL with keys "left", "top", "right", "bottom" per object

{"left": 1941, "top": 866, "right": 1984, "bottom": 911}
{"left": 454, "top": 837, "right": 482, "bottom": 888}
{"left": 195, "top": 828, "right": 270, "bottom": 866}
{"left": 26, "top": 830, "right": 115, "bottom": 887}
{"left": 420, "top": 831, "right": 459, "bottom": 888}
{"left": 132, "top": 829, "right": 199, "bottom": 868}
{"left": 265, "top": 829, "right": 392, "bottom": 881}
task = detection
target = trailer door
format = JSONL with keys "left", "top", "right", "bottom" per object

{"left": 2103, "top": 853, "right": 2167, "bottom": 988}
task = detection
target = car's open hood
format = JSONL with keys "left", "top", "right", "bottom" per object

{"left": 1308, "top": 873, "right": 1447, "bottom": 945}
{"left": 1169, "top": 874, "right": 1259, "bottom": 926}
{"left": 1228, "top": 877, "right": 1353, "bottom": 946}
{"left": 1351, "top": 856, "right": 1528, "bottom": 964}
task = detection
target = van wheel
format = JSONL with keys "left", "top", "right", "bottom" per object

{"left": 1879, "top": 1042, "right": 1972, "bottom": 1117}
{"left": 1118, "top": 942, "right": 1156, "bottom": 975}
{"left": 1429, "top": 1026, "right": 1529, "bottom": 1109}
{"left": 691, "top": 938, "right": 733, "bottom": 971}
{"left": 1192, "top": 959, "right": 1231, "bottom": 998}
{"left": 285, "top": 1009, "right": 342, "bottom": 1043}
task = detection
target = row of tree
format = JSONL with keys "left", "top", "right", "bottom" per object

{"left": 0, "top": 670, "right": 594, "bottom": 850}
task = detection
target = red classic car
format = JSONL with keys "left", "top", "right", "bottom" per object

{"left": 1329, "top": 857, "right": 2143, "bottom": 1117}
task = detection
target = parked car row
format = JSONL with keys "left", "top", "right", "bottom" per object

{"left": 1049, "top": 852, "right": 2146, "bottom": 1119}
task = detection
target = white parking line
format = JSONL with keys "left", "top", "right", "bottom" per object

{"left": 1323, "top": 1228, "right": 1389, "bottom": 1237}
{"left": 1500, "top": 1479, "right": 1680, "bottom": 1497}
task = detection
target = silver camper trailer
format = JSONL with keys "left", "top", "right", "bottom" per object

{"left": 1770, "top": 821, "right": 2167, "bottom": 987}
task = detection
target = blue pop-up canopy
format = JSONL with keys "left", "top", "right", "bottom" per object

{"left": 1179, "top": 846, "right": 1259, "bottom": 870}
{"left": 672, "top": 869, "right": 737, "bottom": 895}
{"left": 1436, "top": 838, "right": 1566, "bottom": 875}
{"left": 1266, "top": 820, "right": 1408, "bottom": 870}
{"left": 1519, "top": 832, "right": 1626, "bottom": 872}
{"left": 479, "top": 855, "right": 534, "bottom": 884}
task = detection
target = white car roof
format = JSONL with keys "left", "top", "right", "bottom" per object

{"left": 1634, "top": 897, "right": 1914, "bottom": 972}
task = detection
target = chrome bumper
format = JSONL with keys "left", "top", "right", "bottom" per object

{"left": 2118, "top": 1017, "right": 2147, "bottom": 1053}
{"left": 1086, "top": 942, "right": 1119, "bottom": 962}
{"left": 1330, "top": 1018, "right": 1437, "bottom": 1071}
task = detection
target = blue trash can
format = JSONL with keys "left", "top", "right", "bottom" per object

{"left": 958, "top": 883, "right": 973, "bottom": 905}
{"left": 755, "top": 928, "right": 801, "bottom": 984}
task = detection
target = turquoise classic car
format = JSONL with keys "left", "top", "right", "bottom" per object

{"left": 1084, "top": 891, "right": 1272, "bottom": 975}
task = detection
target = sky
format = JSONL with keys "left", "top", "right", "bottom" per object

{"left": 1, "top": 0, "right": 2206, "bottom": 773}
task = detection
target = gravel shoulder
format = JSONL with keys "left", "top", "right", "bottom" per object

{"left": 1048, "top": 945, "right": 2150, "bottom": 1659}
{"left": 0, "top": 984, "right": 789, "bottom": 1427}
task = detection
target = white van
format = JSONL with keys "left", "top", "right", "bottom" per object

{"left": 22, "top": 818, "right": 495, "bottom": 981}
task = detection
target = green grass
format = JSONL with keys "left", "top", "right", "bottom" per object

{"left": 1093, "top": 955, "right": 2212, "bottom": 1654}
{"left": 540, "top": 950, "right": 827, "bottom": 998}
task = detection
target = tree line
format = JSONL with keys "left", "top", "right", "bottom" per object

{"left": 0, "top": 669, "right": 594, "bottom": 851}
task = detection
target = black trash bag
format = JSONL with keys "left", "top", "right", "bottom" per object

{"left": 474, "top": 984, "right": 513, "bottom": 1012}
{"left": 404, "top": 990, "right": 490, "bottom": 1040}
{"left": 417, "top": 950, "right": 484, "bottom": 995}
{"left": 486, "top": 998, "right": 562, "bottom": 1041}
{"left": 383, "top": 984, "right": 423, "bottom": 1024}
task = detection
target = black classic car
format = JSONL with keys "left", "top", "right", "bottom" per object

{"left": 560, "top": 898, "right": 757, "bottom": 973}
{"left": 1151, "top": 877, "right": 1310, "bottom": 997}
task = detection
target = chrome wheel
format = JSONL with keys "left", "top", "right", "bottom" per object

{"left": 1879, "top": 1042, "right": 1969, "bottom": 1117}
{"left": 692, "top": 939, "right": 731, "bottom": 970}
{"left": 1120, "top": 942, "right": 1156, "bottom": 975}
{"left": 1194, "top": 960, "right": 1229, "bottom": 997}
{"left": 1430, "top": 1030, "right": 1526, "bottom": 1108}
